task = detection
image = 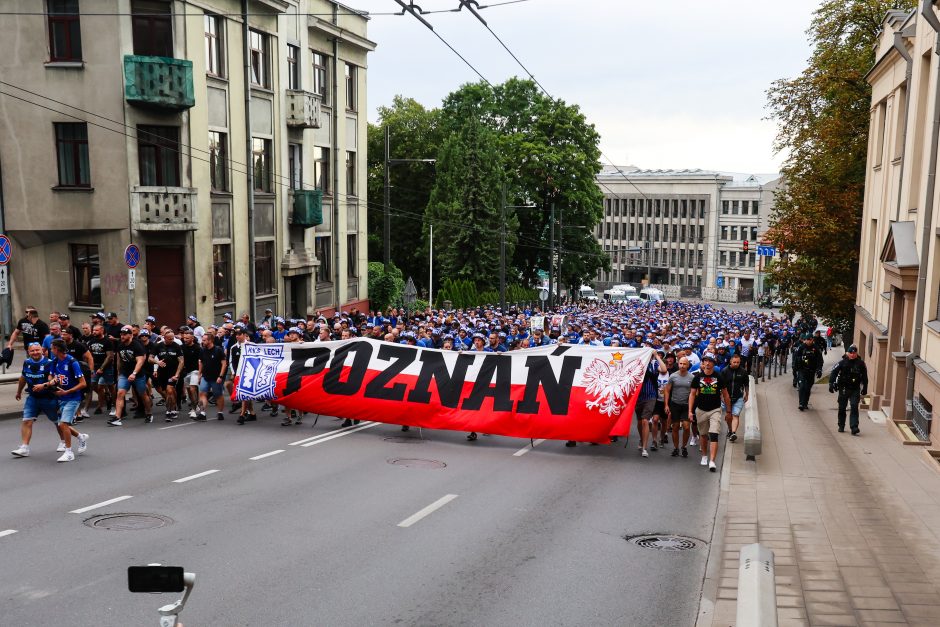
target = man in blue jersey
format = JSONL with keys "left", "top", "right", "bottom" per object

{"left": 11, "top": 343, "right": 62, "bottom": 458}
{"left": 49, "top": 339, "right": 89, "bottom": 462}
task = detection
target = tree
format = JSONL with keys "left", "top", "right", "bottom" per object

{"left": 366, "top": 97, "right": 443, "bottom": 292}
{"left": 367, "top": 261, "right": 404, "bottom": 312}
{"left": 765, "top": 0, "right": 915, "bottom": 328}
{"left": 425, "top": 117, "right": 507, "bottom": 289}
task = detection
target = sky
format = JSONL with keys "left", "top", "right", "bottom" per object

{"left": 361, "top": 0, "right": 821, "bottom": 174}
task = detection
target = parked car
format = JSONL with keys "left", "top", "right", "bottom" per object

{"left": 816, "top": 324, "right": 842, "bottom": 347}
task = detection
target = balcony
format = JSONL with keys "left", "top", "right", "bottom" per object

{"left": 285, "top": 90, "right": 322, "bottom": 128}
{"left": 281, "top": 248, "right": 318, "bottom": 276}
{"left": 291, "top": 190, "right": 323, "bottom": 227}
{"left": 123, "top": 55, "right": 195, "bottom": 110}
{"left": 131, "top": 187, "right": 197, "bottom": 231}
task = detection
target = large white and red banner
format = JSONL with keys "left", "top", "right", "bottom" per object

{"left": 234, "top": 339, "right": 653, "bottom": 443}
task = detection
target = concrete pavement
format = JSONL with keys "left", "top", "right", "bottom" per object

{"left": 702, "top": 351, "right": 940, "bottom": 626}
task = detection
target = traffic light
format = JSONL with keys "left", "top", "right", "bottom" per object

{"left": 743, "top": 240, "right": 749, "bottom": 253}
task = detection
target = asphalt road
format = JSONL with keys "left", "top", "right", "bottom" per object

{"left": 1, "top": 405, "right": 724, "bottom": 627}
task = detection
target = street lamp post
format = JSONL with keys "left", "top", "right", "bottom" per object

{"left": 382, "top": 125, "right": 436, "bottom": 274}
{"left": 500, "top": 191, "right": 536, "bottom": 311}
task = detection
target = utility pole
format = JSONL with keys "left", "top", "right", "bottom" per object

{"left": 383, "top": 125, "right": 390, "bottom": 272}
{"left": 499, "top": 186, "right": 506, "bottom": 311}
{"left": 548, "top": 203, "right": 555, "bottom": 309}
{"left": 429, "top": 223, "right": 433, "bottom": 307}
{"left": 242, "top": 0, "right": 257, "bottom": 319}
{"left": 647, "top": 239, "right": 653, "bottom": 287}
{"left": 557, "top": 206, "right": 563, "bottom": 303}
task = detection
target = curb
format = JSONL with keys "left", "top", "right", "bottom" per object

{"left": 696, "top": 434, "right": 733, "bottom": 627}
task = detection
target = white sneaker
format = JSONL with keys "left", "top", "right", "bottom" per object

{"left": 109, "top": 408, "right": 116, "bottom": 417}
{"left": 709, "top": 460, "right": 717, "bottom": 472}
{"left": 77, "top": 433, "right": 89, "bottom": 455}
{"left": 107, "top": 419, "right": 122, "bottom": 427}
{"left": 188, "top": 409, "right": 197, "bottom": 419}
{"left": 57, "top": 449, "right": 75, "bottom": 463}
{"left": 11, "top": 445, "right": 29, "bottom": 457}
{"left": 700, "top": 455, "right": 708, "bottom": 466}
{"left": 641, "top": 448, "right": 649, "bottom": 458}
{"left": 56, "top": 441, "right": 66, "bottom": 452}
{"left": 689, "top": 435, "right": 699, "bottom": 446}
{"left": 79, "top": 409, "right": 90, "bottom": 418}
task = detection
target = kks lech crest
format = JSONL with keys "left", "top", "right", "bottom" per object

{"left": 236, "top": 345, "right": 285, "bottom": 401}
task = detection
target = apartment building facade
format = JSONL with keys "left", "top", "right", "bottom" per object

{"left": 0, "top": 0, "right": 373, "bottom": 330}
{"left": 594, "top": 167, "right": 780, "bottom": 294}
{"left": 855, "top": 4, "right": 940, "bottom": 437}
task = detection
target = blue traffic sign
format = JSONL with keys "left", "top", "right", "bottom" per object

{"left": 757, "top": 245, "right": 776, "bottom": 257}
{"left": 0, "top": 234, "right": 11, "bottom": 266}
{"left": 124, "top": 244, "right": 141, "bottom": 269}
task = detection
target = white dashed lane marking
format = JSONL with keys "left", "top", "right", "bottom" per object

{"left": 249, "top": 449, "right": 285, "bottom": 461}
{"left": 172, "top": 469, "right": 220, "bottom": 484}
{"left": 300, "top": 422, "right": 377, "bottom": 447}
{"left": 397, "top": 494, "right": 459, "bottom": 528}
{"left": 513, "top": 439, "right": 546, "bottom": 456}
{"left": 0, "top": 529, "right": 18, "bottom": 538}
{"left": 69, "top": 495, "right": 133, "bottom": 514}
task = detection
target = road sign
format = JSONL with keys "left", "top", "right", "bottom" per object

{"left": 128, "top": 268, "right": 136, "bottom": 290}
{"left": 757, "top": 245, "right": 776, "bottom": 257}
{"left": 124, "top": 244, "right": 141, "bottom": 269}
{"left": 0, "top": 234, "right": 12, "bottom": 266}
{"left": 539, "top": 289, "right": 549, "bottom": 302}
{"left": 0, "top": 266, "right": 8, "bottom": 295}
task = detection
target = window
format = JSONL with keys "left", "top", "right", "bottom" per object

{"left": 654, "top": 200, "right": 660, "bottom": 218}
{"left": 312, "top": 50, "right": 329, "bottom": 102}
{"left": 750, "top": 226, "right": 758, "bottom": 241}
{"left": 630, "top": 199, "right": 636, "bottom": 217}
{"left": 54, "top": 122, "right": 90, "bottom": 187}
{"left": 287, "top": 44, "right": 300, "bottom": 90}
{"left": 212, "top": 204, "right": 232, "bottom": 302}
{"left": 720, "top": 251, "right": 727, "bottom": 266}
{"left": 248, "top": 29, "right": 269, "bottom": 88}
{"left": 731, "top": 226, "right": 739, "bottom": 240}
{"left": 731, "top": 200, "right": 739, "bottom": 215}
{"left": 874, "top": 100, "right": 887, "bottom": 167}
{"left": 629, "top": 223, "right": 635, "bottom": 240}
{"left": 71, "top": 243, "right": 100, "bottom": 306}
{"left": 288, "top": 143, "right": 302, "bottom": 190}
{"left": 680, "top": 225, "right": 686, "bottom": 243}
{"left": 254, "top": 240, "right": 274, "bottom": 295}
{"left": 613, "top": 199, "right": 620, "bottom": 217}
{"left": 314, "top": 146, "right": 330, "bottom": 193}
{"left": 347, "top": 234, "right": 357, "bottom": 278}
{"left": 48, "top": 0, "right": 83, "bottom": 62}
{"left": 316, "top": 236, "right": 331, "bottom": 283}
{"left": 208, "top": 131, "right": 228, "bottom": 191}
{"left": 751, "top": 200, "right": 759, "bottom": 215}
{"left": 252, "top": 137, "right": 271, "bottom": 192}
{"left": 137, "top": 125, "right": 179, "bottom": 186}
{"left": 605, "top": 223, "right": 611, "bottom": 239}
{"left": 346, "top": 151, "right": 356, "bottom": 196}
{"left": 699, "top": 200, "right": 705, "bottom": 218}
{"left": 204, "top": 14, "right": 224, "bottom": 76}
{"left": 672, "top": 200, "right": 678, "bottom": 218}
{"left": 132, "top": 0, "right": 172, "bottom": 57}
{"left": 721, "top": 226, "right": 728, "bottom": 240}
{"left": 345, "top": 62, "right": 356, "bottom": 111}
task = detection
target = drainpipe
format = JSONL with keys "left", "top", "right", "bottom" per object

{"left": 905, "top": 0, "right": 940, "bottom": 416}
{"left": 243, "top": 0, "right": 257, "bottom": 319}
{"left": 331, "top": 3, "right": 341, "bottom": 312}
{"left": 893, "top": 28, "right": 913, "bottom": 222}
{"left": 0, "top": 155, "right": 11, "bottom": 340}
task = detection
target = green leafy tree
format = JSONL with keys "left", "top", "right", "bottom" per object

{"left": 765, "top": 0, "right": 914, "bottom": 328}
{"left": 367, "top": 261, "right": 404, "bottom": 312}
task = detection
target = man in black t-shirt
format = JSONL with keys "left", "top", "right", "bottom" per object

{"left": 110, "top": 326, "right": 151, "bottom": 426}
{"left": 197, "top": 333, "right": 227, "bottom": 421}
{"left": 86, "top": 324, "right": 115, "bottom": 416}
{"left": 61, "top": 327, "right": 93, "bottom": 422}
{"left": 151, "top": 329, "right": 183, "bottom": 422}
{"left": 688, "top": 353, "right": 731, "bottom": 473}
{"left": 8, "top": 307, "right": 50, "bottom": 351}
{"left": 179, "top": 329, "right": 201, "bottom": 418}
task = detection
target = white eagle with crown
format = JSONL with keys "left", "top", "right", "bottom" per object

{"left": 580, "top": 352, "right": 648, "bottom": 416}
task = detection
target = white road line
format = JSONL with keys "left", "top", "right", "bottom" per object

{"left": 397, "top": 494, "right": 459, "bottom": 528}
{"left": 172, "top": 469, "right": 220, "bottom": 483}
{"left": 249, "top": 449, "right": 285, "bottom": 461}
{"left": 288, "top": 422, "right": 372, "bottom": 446}
{"left": 300, "top": 422, "right": 377, "bottom": 447}
{"left": 513, "top": 439, "right": 546, "bottom": 456}
{"left": 69, "top": 495, "right": 133, "bottom": 514}
{"left": 0, "top": 529, "right": 18, "bottom": 538}
{"left": 158, "top": 421, "right": 200, "bottom": 430}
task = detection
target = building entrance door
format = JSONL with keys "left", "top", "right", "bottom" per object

{"left": 146, "top": 246, "right": 185, "bottom": 328}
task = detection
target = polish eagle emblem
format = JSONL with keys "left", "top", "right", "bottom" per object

{"left": 580, "top": 352, "right": 647, "bottom": 416}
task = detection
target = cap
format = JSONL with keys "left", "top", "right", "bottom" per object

{"left": 287, "top": 327, "right": 302, "bottom": 335}
{"left": 107, "top": 312, "right": 118, "bottom": 319}
{"left": 846, "top": 344, "right": 858, "bottom": 353}
{"left": 188, "top": 314, "right": 198, "bottom": 322}
{"left": 701, "top": 352, "right": 716, "bottom": 362}
{"left": 120, "top": 326, "right": 133, "bottom": 334}
{"left": 223, "top": 312, "right": 233, "bottom": 319}
{"left": 59, "top": 313, "right": 70, "bottom": 320}
{"left": 139, "top": 329, "right": 151, "bottom": 337}
{"left": 92, "top": 311, "right": 105, "bottom": 319}
{"left": 264, "top": 308, "right": 273, "bottom": 313}
{"left": 145, "top": 315, "right": 157, "bottom": 323}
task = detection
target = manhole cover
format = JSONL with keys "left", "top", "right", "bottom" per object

{"left": 384, "top": 436, "right": 426, "bottom": 444}
{"left": 387, "top": 458, "right": 446, "bottom": 469}
{"left": 83, "top": 513, "right": 174, "bottom": 531}
{"left": 627, "top": 534, "right": 700, "bottom": 551}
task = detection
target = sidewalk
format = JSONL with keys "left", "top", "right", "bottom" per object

{"left": 705, "top": 352, "right": 940, "bottom": 627}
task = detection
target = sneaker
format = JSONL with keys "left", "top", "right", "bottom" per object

{"left": 565, "top": 440, "right": 576, "bottom": 447}
{"left": 11, "top": 445, "right": 29, "bottom": 457}
{"left": 156, "top": 398, "right": 165, "bottom": 406}
{"left": 466, "top": 432, "right": 477, "bottom": 441}
{"left": 94, "top": 408, "right": 103, "bottom": 415}
{"left": 107, "top": 418, "right": 123, "bottom": 426}
{"left": 262, "top": 402, "right": 271, "bottom": 410}
{"left": 641, "top": 448, "right": 649, "bottom": 458}
{"left": 145, "top": 415, "right": 153, "bottom": 424}
{"left": 729, "top": 432, "right": 737, "bottom": 442}
{"left": 700, "top": 456, "right": 708, "bottom": 466}
{"left": 671, "top": 448, "right": 680, "bottom": 457}
{"left": 650, "top": 442, "right": 658, "bottom": 452}
{"left": 217, "top": 412, "right": 224, "bottom": 421}
{"left": 165, "top": 414, "right": 174, "bottom": 422}
{"left": 79, "top": 409, "right": 90, "bottom": 418}
{"left": 109, "top": 409, "right": 116, "bottom": 417}
{"left": 689, "top": 435, "right": 699, "bottom": 446}
{"left": 709, "top": 460, "right": 717, "bottom": 472}
{"left": 229, "top": 404, "right": 241, "bottom": 414}
{"left": 245, "top": 413, "right": 257, "bottom": 422}
{"left": 236, "top": 416, "right": 246, "bottom": 425}
{"left": 57, "top": 449, "right": 75, "bottom": 463}
{"left": 196, "top": 412, "right": 207, "bottom": 422}
{"left": 681, "top": 447, "right": 688, "bottom": 458}
{"left": 270, "top": 407, "right": 279, "bottom": 417}
{"left": 725, "top": 431, "right": 732, "bottom": 439}
{"left": 280, "top": 418, "right": 294, "bottom": 427}
{"left": 77, "top": 433, "right": 89, "bottom": 455}
{"left": 401, "top": 425, "right": 410, "bottom": 432}
{"left": 851, "top": 428, "right": 860, "bottom": 436}
{"left": 57, "top": 441, "right": 66, "bottom": 453}
{"left": 838, "top": 426, "right": 845, "bottom": 432}
{"left": 342, "top": 419, "right": 352, "bottom": 427}
{"left": 294, "top": 415, "right": 303, "bottom": 425}
{"left": 73, "top": 415, "right": 84, "bottom": 424}
{"left": 188, "top": 409, "right": 197, "bottom": 419}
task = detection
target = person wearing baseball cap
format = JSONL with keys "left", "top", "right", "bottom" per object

{"left": 688, "top": 352, "right": 730, "bottom": 472}
{"left": 828, "top": 344, "right": 868, "bottom": 435}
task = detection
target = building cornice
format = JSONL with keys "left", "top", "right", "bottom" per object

{"left": 309, "top": 16, "right": 377, "bottom": 51}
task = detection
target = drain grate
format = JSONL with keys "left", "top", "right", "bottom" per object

{"left": 384, "top": 436, "right": 426, "bottom": 444}
{"left": 83, "top": 513, "right": 174, "bottom": 531}
{"left": 627, "top": 534, "right": 700, "bottom": 551}
{"left": 387, "top": 458, "right": 446, "bottom": 469}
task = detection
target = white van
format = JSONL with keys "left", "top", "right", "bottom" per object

{"left": 639, "top": 287, "right": 665, "bottom": 302}
{"left": 604, "top": 285, "right": 639, "bottom": 303}
{"left": 578, "top": 285, "right": 598, "bottom": 302}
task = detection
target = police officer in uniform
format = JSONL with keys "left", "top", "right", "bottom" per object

{"left": 828, "top": 344, "right": 868, "bottom": 435}
{"left": 792, "top": 333, "right": 823, "bottom": 411}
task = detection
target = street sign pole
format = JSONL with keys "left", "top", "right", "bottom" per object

{"left": 124, "top": 244, "right": 141, "bottom": 323}
{"left": 0, "top": 234, "right": 12, "bottom": 342}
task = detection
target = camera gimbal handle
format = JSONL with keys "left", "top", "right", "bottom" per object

{"left": 156, "top": 571, "right": 195, "bottom": 627}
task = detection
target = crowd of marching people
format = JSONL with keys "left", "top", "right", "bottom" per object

{"left": 8, "top": 300, "right": 826, "bottom": 467}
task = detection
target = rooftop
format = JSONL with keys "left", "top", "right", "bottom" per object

{"left": 598, "top": 165, "right": 780, "bottom": 187}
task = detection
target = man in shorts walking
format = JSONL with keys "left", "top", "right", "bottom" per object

{"left": 11, "top": 343, "right": 64, "bottom": 458}
{"left": 689, "top": 352, "right": 731, "bottom": 472}
{"left": 111, "top": 326, "right": 151, "bottom": 426}
{"left": 49, "top": 339, "right": 89, "bottom": 462}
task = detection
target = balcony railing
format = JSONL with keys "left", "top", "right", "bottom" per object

{"left": 290, "top": 190, "right": 323, "bottom": 227}
{"left": 285, "top": 90, "right": 322, "bottom": 128}
{"left": 912, "top": 397, "right": 932, "bottom": 441}
{"left": 131, "top": 187, "right": 197, "bottom": 230}
{"left": 124, "top": 55, "right": 195, "bottom": 110}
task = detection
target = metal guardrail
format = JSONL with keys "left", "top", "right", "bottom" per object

{"left": 912, "top": 396, "right": 933, "bottom": 441}
{"left": 737, "top": 543, "right": 777, "bottom": 627}
{"left": 744, "top": 375, "right": 761, "bottom": 461}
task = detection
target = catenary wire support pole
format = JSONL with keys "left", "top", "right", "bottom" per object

{"left": 384, "top": 125, "right": 391, "bottom": 272}
{"left": 548, "top": 203, "right": 555, "bottom": 309}
{"left": 242, "top": 0, "right": 257, "bottom": 319}
{"left": 500, "top": 185, "right": 506, "bottom": 311}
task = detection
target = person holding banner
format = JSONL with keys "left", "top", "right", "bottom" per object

{"left": 636, "top": 351, "right": 668, "bottom": 458}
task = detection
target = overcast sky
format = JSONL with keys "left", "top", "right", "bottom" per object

{"left": 362, "top": 0, "right": 820, "bottom": 173}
